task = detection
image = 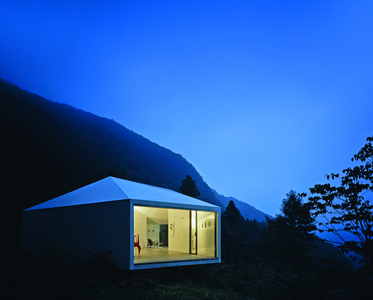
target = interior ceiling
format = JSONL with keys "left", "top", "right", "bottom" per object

{"left": 134, "top": 206, "right": 168, "bottom": 224}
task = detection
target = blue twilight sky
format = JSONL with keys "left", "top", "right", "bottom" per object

{"left": 1, "top": 0, "right": 373, "bottom": 216}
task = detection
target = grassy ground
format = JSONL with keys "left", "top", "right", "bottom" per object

{"left": 2, "top": 232, "right": 372, "bottom": 300}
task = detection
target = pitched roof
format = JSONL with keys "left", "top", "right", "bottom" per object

{"left": 24, "top": 177, "right": 218, "bottom": 211}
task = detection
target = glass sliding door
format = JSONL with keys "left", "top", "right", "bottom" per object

{"left": 197, "top": 211, "right": 216, "bottom": 257}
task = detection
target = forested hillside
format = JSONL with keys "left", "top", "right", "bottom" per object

{"left": 2, "top": 78, "right": 371, "bottom": 300}
{"left": 0, "top": 79, "right": 220, "bottom": 230}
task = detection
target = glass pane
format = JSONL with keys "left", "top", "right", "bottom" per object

{"left": 134, "top": 206, "right": 217, "bottom": 264}
{"left": 190, "top": 211, "right": 197, "bottom": 254}
{"left": 197, "top": 211, "right": 216, "bottom": 257}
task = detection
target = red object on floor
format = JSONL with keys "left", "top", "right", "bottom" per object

{"left": 134, "top": 234, "right": 141, "bottom": 255}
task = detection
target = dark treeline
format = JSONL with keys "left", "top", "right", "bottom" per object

{"left": 2, "top": 78, "right": 373, "bottom": 299}
{"left": 218, "top": 196, "right": 372, "bottom": 300}
{"left": 4, "top": 193, "right": 370, "bottom": 300}
{"left": 212, "top": 188, "right": 271, "bottom": 222}
{"left": 220, "top": 134, "right": 373, "bottom": 299}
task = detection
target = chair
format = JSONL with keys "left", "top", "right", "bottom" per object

{"left": 134, "top": 234, "right": 141, "bottom": 255}
{"left": 148, "top": 239, "right": 153, "bottom": 248}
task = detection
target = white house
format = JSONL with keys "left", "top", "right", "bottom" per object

{"left": 22, "top": 177, "right": 221, "bottom": 270}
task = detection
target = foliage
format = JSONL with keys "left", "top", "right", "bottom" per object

{"left": 307, "top": 136, "right": 373, "bottom": 267}
{"left": 222, "top": 200, "right": 242, "bottom": 223}
{"left": 279, "top": 190, "right": 316, "bottom": 236}
{"left": 265, "top": 190, "right": 316, "bottom": 269}
{"left": 80, "top": 249, "right": 117, "bottom": 274}
{"left": 2, "top": 222, "right": 371, "bottom": 300}
{"left": 179, "top": 175, "right": 201, "bottom": 198}
{"left": 221, "top": 200, "right": 266, "bottom": 262}
{"left": 151, "top": 282, "right": 243, "bottom": 300}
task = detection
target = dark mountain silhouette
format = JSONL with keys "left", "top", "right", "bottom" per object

{"left": 0, "top": 78, "right": 274, "bottom": 231}
{"left": 211, "top": 188, "right": 272, "bottom": 222}
{"left": 0, "top": 78, "right": 223, "bottom": 230}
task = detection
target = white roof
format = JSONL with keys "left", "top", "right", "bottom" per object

{"left": 24, "top": 177, "right": 218, "bottom": 211}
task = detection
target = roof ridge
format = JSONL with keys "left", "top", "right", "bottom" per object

{"left": 24, "top": 176, "right": 218, "bottom": 211}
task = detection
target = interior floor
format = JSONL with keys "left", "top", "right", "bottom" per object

{"left": 134, "top": 248, "right": 215, "bottom": 264}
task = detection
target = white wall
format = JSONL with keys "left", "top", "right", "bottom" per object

{"left": 197, "top": 212, "right": 215, "bottom": 257}
{"left": 168, "top": 209, "right": 189, "bottom": 253}
{"left": 147, "top": 223, "right": 159, "bottom": 243}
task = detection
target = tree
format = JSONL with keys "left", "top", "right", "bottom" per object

{"left": 265, "top": 190, "right": 316, "bottom": 269}
{"left": 307, "top": 136, "right": 373, "bottom": 267}
{"left": 222, "top": 200, "right": 242, "bottom": 223}
{"left": 267, "top": 190, "right": 316, "bottom": 239}
{"left": 279, "top": 190, "right": 316, "bottom": 236}
{"left": 221, "top": 200, "right": 254, "bottom": 261}
{"left": 179, "top": 175, "right": 200, "bottom": 198}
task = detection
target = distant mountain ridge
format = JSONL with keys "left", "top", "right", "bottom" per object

{"left": 0, "top": 78, "right": 270, "bottom": 229}
{"left": 211, "top": 188, "right": 272, "bottom": 222}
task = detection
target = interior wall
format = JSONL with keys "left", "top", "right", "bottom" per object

{"left": 133, "top": 209, "right": 147, "bottom": 253}
{"left": 168, "top": 209, "right": 189, "bottom": 253}
{"left": 147, "top": 222, "right": 159, "bottom": 244}
{"left": 197, "top": 211, "right": 215, "bottom": 257}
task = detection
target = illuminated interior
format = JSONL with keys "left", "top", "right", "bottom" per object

{"left": 134, "top": 206, "right": 217, "bottom": 264}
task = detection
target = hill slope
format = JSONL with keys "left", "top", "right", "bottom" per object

{"left": 0, "top": 79, "right": 221, "bottom": 229}
{"left": 211, "top": 188, "right": 272, "bottom": 222}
